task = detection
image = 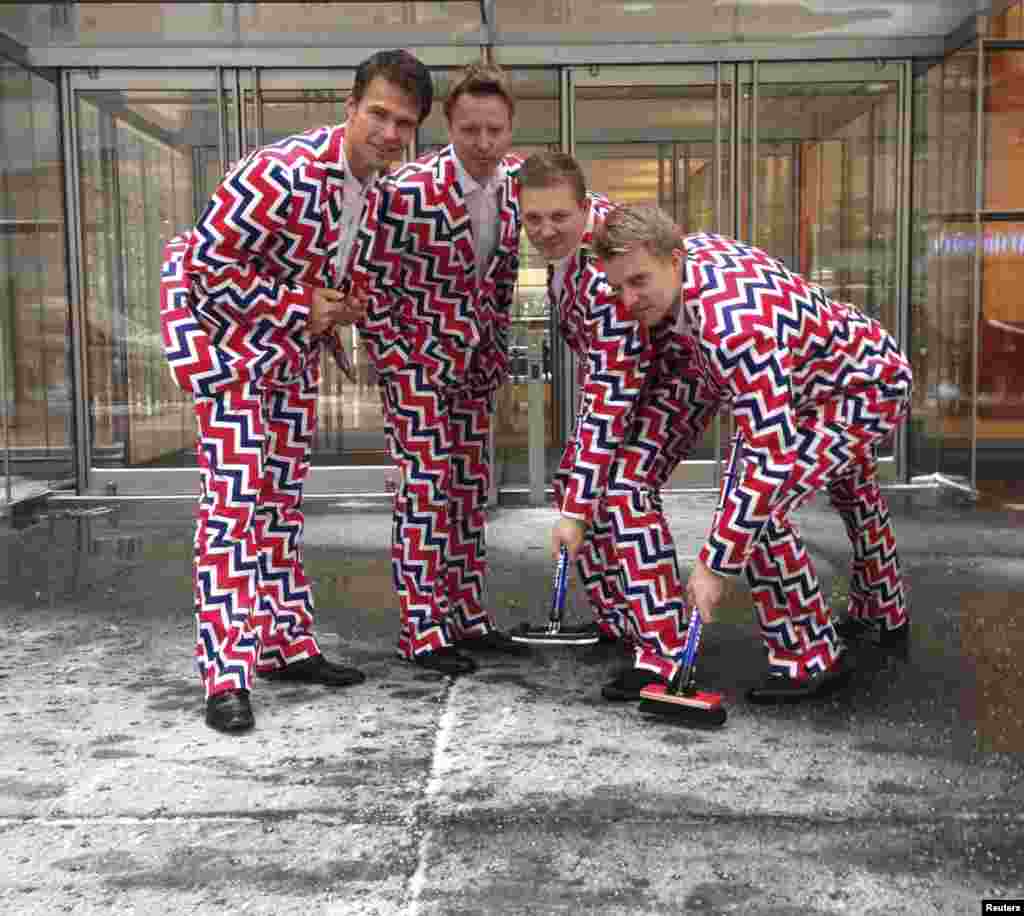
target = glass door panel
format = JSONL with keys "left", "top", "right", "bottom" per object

{"left": 574, "top": 66, "right": 732, "bottom": 482}
{"left": 741, "top": 62, "right": 904, "bottom": 465}
{"left": 978, "top": 223, "right": 1024, "bottom": 494}
{"left": 985, "top": 50, "right": 1024, "bottom": 212}
{"left": 979, "top": 50, "right": 1024, "bottom": 497}
{"left": 909, "top": 52, "right": 978, "bottom": 484}
{"left": 250, "top": 70, "right": 388, "bottom": 468}
{"left": 1, "top": 63, "right": 73, "bottom": 502}
{"left": 72, "top": 70, "right": 226, "bottom": 477}
{"left": 744, "top": 64, "right": 902, "bottom": 324}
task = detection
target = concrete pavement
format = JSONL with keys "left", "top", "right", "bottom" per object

{"left": 0, "top": 491, "right": 1022, "bottom": 915}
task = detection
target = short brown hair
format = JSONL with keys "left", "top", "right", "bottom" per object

{"left": 444, "top": 62, "right": 515, "bottom": 121}
{"left": 352, "top": 49, "right": 433, "bottom": 124}
{"left": 518, "top": 151, "right": 587, "bottom": 207}
{"left": 592, "top": 204, "right": 682, "bottom": 263}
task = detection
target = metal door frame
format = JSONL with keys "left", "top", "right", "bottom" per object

{"left": 532, "top": 59, "right": 911, "bottom": 498}
{"left": 63, "top": 66, "right": 406, "bottom": 497}
{"left": 61, "top": 61, "right": 911, "bottom": 497}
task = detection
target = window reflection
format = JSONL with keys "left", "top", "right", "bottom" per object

{"left": 1, "top": 61, "right": 73, "bottom": 502}
{"left": 77, "top": 87, "right": 221, "bottom": 470}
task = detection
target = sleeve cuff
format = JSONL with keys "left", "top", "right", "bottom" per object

{"left": 697, "top": 541, "right": 745, "bottom": 577}
{"left": 558, "top": 493, "right": 592, "bottom": 524}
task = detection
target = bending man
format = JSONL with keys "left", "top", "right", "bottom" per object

{"left": 520, "top": 153, "right": 718, "bottom": 700}
{"left": 591, "top": 205, "right": 913, "bottom": 702}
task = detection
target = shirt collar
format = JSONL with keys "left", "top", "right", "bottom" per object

{"left": 452, "top": 148, "right": 506, "bottom": 196}
{"left": 339, "top": 139, "right": 375, "bottom": 191}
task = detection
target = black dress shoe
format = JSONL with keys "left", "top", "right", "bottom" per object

{"left": 259, "top": 655, "right": 366, "bottom": 687}
{"left": 410, "top": 646, "right": 478, "bottom": 676}
{"left": 746, "top": 655, "right": 853, "bottom": 704}
{"left": 205, "top": 689, "right": 254, "bottom": 733}
{"left": 601, "top": 667, "right": 668, "bottom": 702}
{"left": 836, "top": 616, "right": 909, "bottom": 650}
{"left": 457, "top": 630, "right": 532, "bottom": 656}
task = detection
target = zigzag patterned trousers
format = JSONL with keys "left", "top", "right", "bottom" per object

{"left": 732, "top": 389, "right": 909, "bottom": 680}
{"left": 380, "top": 370, "right": 495, "bottom": 658}
{"left": 554, "top": 370, "right": 716, "bottom": 682}
{"left": 193, "top": 374, "right": 321, "bottom": 698}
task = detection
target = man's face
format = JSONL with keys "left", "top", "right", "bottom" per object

{"left": 602, "top": 244, "right": 685, "bottom": 327}
{"left": 447, "top": 92, "right": 514, "bottom": 184}
{"left": 521, "top": 182, "right": 589, "bottom": 262}
{"left": 345, "top": 76, "right": 420, "bottom": 181}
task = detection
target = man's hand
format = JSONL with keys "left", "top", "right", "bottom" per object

{"left": 685, "top": 558, "right": 727, "bottom": 623}
{"left": 309, "top": 286, "right": 370, "bottom": 336}
{"left": 337, "top": 283, "right": 370, "bottom": 327}
{"left": 310, "top": 288, "right": 346, "bottom": 337}
{"left": 552, "top": 516, "right": 587, "bottom": 562}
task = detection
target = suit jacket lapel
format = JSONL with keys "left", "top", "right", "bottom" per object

{"left": 321, "top": 123, "right": 348, "bottom": 288}
{"left": 435, "top": 145, "right": 476, "bottom": 277}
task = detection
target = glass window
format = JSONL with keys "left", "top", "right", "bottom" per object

{"left": 910, "top": 53, "right": 979, "bottom": 485}
{"left": 0, "top": 61, "right": 73, "bottom": 503}
{"left": 985, "top": 50, "right": 1024, "bottom": 212}
{"left": 745, "top": 72, "right": 901, "bottom": 327}
{"left": 576, "top": 71, "right": 730, "bottom": 468}
{"left": 741, "top": 66, "right": 903, "bottom": 468}
{"left": 247, "top": 72, "right": 381, "bottom": 468}
{"left": 978, "top": 223, "right": 1024, "bottom": 490}
{"left": 987, "top": 0, "right": 1024, "bottom": 38}
{"left": 0, "top": 2, "right": 483, "bottom": 46}
{"left": 76, "top": 82, "right": 223, "bottom": 470}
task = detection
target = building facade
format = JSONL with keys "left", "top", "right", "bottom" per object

{"left": 1, "top": 1, "right": 1022, "bottom": 506}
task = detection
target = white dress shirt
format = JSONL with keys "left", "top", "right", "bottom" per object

{"left": 335, "top": 144, "right": 375, "bottom": 286}
{"left": 454, "top": 152, "right": 506, "bottom": 279}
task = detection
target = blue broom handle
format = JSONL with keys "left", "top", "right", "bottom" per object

{"left": 675, "top": 434, "right": 739, "bottom": 692}
{"left": 679, "top": 606, "right": 702, "bottom": 689}
{"left": 550, "top": 545, "right": 569, "bottom": 623}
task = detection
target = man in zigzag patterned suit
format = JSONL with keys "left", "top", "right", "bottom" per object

{"left": 518, "top": 152, "right": 719, "bottom": 701}
{"left": 593, "top": 204, "right": 914, "bottom": 703}
{"left": 353, "top": 62, "right": 530, "bottom": 676}
{"left": 159, "top": 50, "right": 435, "bottom": 733}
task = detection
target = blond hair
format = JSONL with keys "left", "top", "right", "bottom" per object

{"left": 518, "top": 151, "right": 587, "bottom": 206}
{"left": 591, "top": 204, "right": 681, "bottom": 263}
{"left": 444, "top": 62, "right": 515, "bottom": 120}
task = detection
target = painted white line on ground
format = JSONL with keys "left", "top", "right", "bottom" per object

{"left": 406, "top": 677, "right": 460, "bottom": 916}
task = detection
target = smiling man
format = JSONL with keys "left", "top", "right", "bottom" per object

{"left": 354, "top": 62, "right": 529, "bottom": 676}
{"left": 160, "top": 50, "right": 434, "bottom": 733}
{"left": 592, "top": 204, "right": 914, "bottom": 703}
{"left": 517, "top": 152, "right": 719, "bottom": 701}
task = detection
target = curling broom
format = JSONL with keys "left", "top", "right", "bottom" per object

{"left": 637, "top": 430, "right": 747, "bottom": 724}
{"left": 509, "top": 545, "right": 600, "bottom": 646}
{"left": 637, "top": 606, "right": 726, "bottom": 726}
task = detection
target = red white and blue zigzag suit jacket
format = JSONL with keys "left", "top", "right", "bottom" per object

{"left": 161, "top": 123, "right": 362, "bottom": 395}
{"left": 554, "top": 194, "right": 713, "bottom": 520}
{"left": 353, "top": 146, "right": 523, "bottom": 395}
{"left": 680, "top": 233, "right": 913, "bottom": 576}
